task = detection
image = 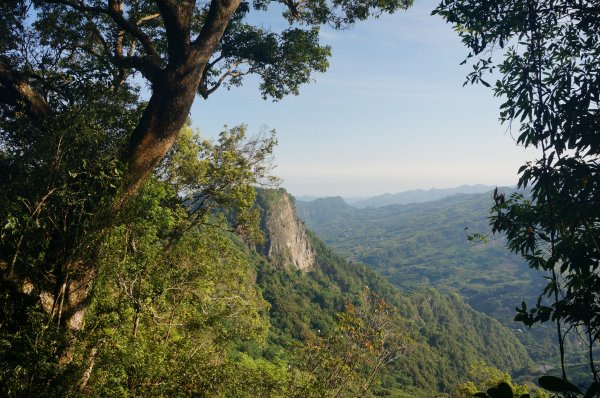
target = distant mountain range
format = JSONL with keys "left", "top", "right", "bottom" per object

{"left": 295, "top": 184, "right": 497, "bottom": 208}
{"left": 294, "top": 195, "right": 369, "bottom": 204}
{"left": 349, "top": 184, "right": 496, "bottom": 208}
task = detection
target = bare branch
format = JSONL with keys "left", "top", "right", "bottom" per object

{"left": 136, "top": 12, "right": 161, "bottom": 24}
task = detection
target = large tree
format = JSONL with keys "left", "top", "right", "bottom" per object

{"left": 0, "top": 0, "right": 412, "bottom": 331}
{"left": 1, "top": 0, "right": 411, "bottom": 196}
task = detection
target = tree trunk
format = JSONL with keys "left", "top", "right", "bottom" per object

{"left": 38, "top": 262, "right": 96, "bottom": 331}
{"left": 121, "top": 64, "right": 204, "bottom": 201}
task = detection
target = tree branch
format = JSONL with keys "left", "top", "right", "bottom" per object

{"left": 106, "top": 0, "right": 161, "bottom": 61}
{"left": 43, "top": 0, "right": 161, "bottom": 63}
{"left": 114, "top": 2, "right": 126, "bottom": 84}
{"left": 120, "top": 0, "right": 243, "bottom": 200}
{"left": 79, "top": 8, "right": 162, "bottom": 83}
{"left": 117, "top": 56, "right": 162, "bottom": 82}
{"left": 0, "top": 62, "right": 51, "bottom": 120}
{"left": 155, "top": 0, "right": 196, "bottom": 65}
{"left": 199, "top": 65, "right": 247, "bottom": 99}
{"left": 43, "top": 0, "right": 106, "bottom": 14}
{"left": 192, "top": 0, "right": 242, "bottom": 62}
{"left": 137, "top": 13, "right": 161, "bottom": 25}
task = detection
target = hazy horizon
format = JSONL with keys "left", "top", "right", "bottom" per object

{"left": 288, "top": 182, "right": 505, "bottom": 200}
{"left": 193, "top": 0, "right": 537, "bottom": 199}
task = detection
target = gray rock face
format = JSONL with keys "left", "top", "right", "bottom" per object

{"left": 258, "top": 190, "right": 315, "bottom": 271}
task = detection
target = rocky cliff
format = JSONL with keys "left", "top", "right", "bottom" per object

{"left": 256, "top": 189, "right": 315, "bottom": 271}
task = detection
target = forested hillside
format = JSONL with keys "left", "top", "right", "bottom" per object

{"left": 252, "top": 189, "right": 533, "bottom": 397}
{"left": 0, "top": 121, "right": 533, "bottom": 397}
{"left": 2, "top": 0, "right": 599, "bottom": 395}
{"left": 295, "top": 191, "right": 558, "bottom": 362}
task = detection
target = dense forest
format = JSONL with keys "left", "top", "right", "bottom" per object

{"left": 1, "top": 0, "right": 599, "bottom": 397}
{"left": 295, "top": 192, "right": 557, "bottom": 359}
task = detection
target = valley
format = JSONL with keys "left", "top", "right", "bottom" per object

{"left": 295, "top": 189, "right": 564, "bottom": 365}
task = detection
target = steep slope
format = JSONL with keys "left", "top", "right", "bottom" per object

{"left": 252, "top": 189, "right": 533, "bottom": 396}
{"left": 255, "top": 189, "right": 315, "bottom": 270}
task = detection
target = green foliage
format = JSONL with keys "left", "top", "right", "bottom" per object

{"left": 4, "top": 0, "right": 412, "bottom": 105}
{"left": 474, "top": 376, "right": 600, "bottom": 398}
{"left": 159, "top": 123, "right": 278, "bottom": 243}
{"left": 295, "top": 192, "right": 560, "bottom": 362}
{"left": 1, "top": 113, "right": 430, "bottom": 397}
{"left": 452, "top": 362, "right": 533, "bottom": 398}
{"left": 291, "top": 292, "right": 412, "bottom": 398}
{"left": 0, "top": 81, "right": 140, "bottom": 396}
{"left": 0, "top": 296, "right": 76, "bottom": 397}
{"left": 0, "top": 84, "right": 137, "bottom": 285}
{"left": 255, "top": 191, "right": 533, "bottom": 396}
{"left": 82, "top": 189, "right": 270, "bottom": 396}
{"left": 295, "top": 192, "right": 534, "bottom": 308}
{"left": 0, "top": 120, "right": 280, "bottom": 396}
{"left": 434, "top": 0, "right": 600, "bottom": 389}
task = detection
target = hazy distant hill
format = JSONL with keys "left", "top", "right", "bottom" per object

{"left": 294, "top": 195, "right": 368, "bottom": 204}
{"left": 350, "top": 184, "right": 495, "bottom": 208}
{"left": 295, "top": 189, "right": 563, "bottom": 362}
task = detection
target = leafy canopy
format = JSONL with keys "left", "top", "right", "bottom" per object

{"left": 435, "top": 0, "right": 600, "bottom": 390}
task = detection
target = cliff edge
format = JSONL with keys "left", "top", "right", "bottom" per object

{"left": 256, "top": 189, "right": 315, "bottom": 271}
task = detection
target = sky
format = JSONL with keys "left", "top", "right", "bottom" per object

{"left": 189, "top": 0, "right": 538, "bottom": 197}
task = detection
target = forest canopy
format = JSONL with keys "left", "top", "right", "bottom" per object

{"left": 0, "top": 0, "right": 424, "bottom": 396}
{"left": 0, "top": 0, "right": 415, "bottom": 335}
{"left": 2, "top": 0, "right": 599, "bottom": 396}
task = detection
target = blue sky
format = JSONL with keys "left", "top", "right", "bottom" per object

{"left": 190, "top": 0, "right": 536, "bottom": 197}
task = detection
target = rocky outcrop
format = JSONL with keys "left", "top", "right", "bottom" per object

{"left": 256, "top": 189, "right": 315, "bottom": 271}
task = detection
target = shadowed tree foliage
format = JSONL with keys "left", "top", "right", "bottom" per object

{"left": 0, "top": 121, "right": 279, "bottom": 394}
{"left": 434, "top": 0, "right": 600, "bottom": 394}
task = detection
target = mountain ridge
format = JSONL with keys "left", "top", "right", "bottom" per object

{"left": 252, "top": 188, "right": 533, "bottom": 396}
{"left": 294, "top": 184, "right": 498, "bottom": 208}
